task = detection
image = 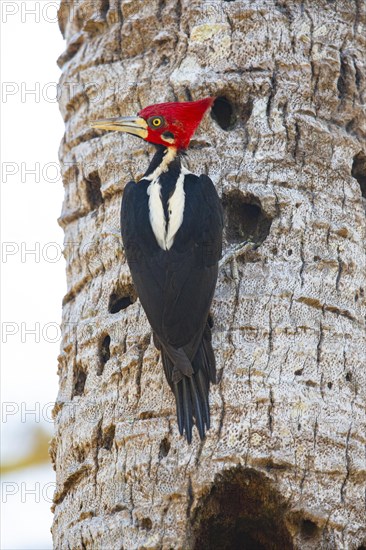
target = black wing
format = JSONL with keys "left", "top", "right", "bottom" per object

{"left": 159, "top": 173, "right": 223, "bottom": 353}
{"left": 121, "top": 174, "right": 223, "bottom": 353}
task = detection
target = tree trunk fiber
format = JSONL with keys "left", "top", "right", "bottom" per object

{"left": 52, "top": 1, "right": 366, "bottom": 548}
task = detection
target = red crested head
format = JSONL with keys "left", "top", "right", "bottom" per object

{"left": 138, "top": 97, "right": 214, "bottom": 149}
{"left": 91, "top": 97, "right": 214, "bottom": 150}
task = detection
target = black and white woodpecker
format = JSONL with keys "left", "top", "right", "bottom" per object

{"left": 91, "top": 98, "right": 223, "bottom": 443}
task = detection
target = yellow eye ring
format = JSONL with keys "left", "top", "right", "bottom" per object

{"left": 147, "top": 116, "right": 164, "bottom": 129}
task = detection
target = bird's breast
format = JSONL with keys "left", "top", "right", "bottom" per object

{"left": 146, "top": 168, "right": 188, "bottom": 251}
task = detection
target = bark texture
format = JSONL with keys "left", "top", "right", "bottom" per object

{"left": 52, "top": 1, "right": 366, "bottom": 548}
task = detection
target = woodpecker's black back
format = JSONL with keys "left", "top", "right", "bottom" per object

{"left": 121, "top": 146, "right": 223, "bottom": 442}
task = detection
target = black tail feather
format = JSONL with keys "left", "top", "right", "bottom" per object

{"left": 182, "top": 377, "right": 193, "bottom": 443}
{"left": 189, "top": 377, "right": 205, "bottom": 440}
{"left": 195, "top": 368, "right": 210, "bottom": 430}
{"left": 173, "top": 382, "right": 184, "bottom": 436}
{"left": 202, "top": 324, "right": 216, "bottom": 383}
{"left": 159, "top": 328, "right": 216, "bottom": 443}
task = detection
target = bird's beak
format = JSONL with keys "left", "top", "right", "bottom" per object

{"left": 90, "top": 116, "right": 148, "bottom": 139}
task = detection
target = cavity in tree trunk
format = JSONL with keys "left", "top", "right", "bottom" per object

{"left": 51, "top": 1, "right": 366, "bottom": 548}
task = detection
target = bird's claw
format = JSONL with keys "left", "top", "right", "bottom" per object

{"left": 219, "top": 240, "right": 257, "bottom": 271}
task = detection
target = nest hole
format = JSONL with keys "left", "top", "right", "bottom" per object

{"left": 141, "top": 517, "right": 153, "bottom": 531}
{"left": 337, "top": 55, "right": 347, "bottom": 99}
{"left": 158, "top": 437, "right": 171, "bottom": 459}
{"left": 109, "top": 284, "right": 137, "bottom": 314}
{"left": 300, "top": 519, "right": 319, "bottom": 540}
{"left": 101, "top": 0, "right": 110, "bottom": 15}
{"left": 192, "top": 468, "right": 293, "bottom": 550}
{"left": 211, "top": 97, "right": 237, "bottom": 130}
{"left": 73, "top": 366, "right": 87, "bottom": 397}
{"left": 223, "top": 191, "right": 272, "bottom": 246}
{"left": 185, "top": 87, "right": 193, "bottom": 101}
{"left": 102, "top": 424, "right": 115, "bottom": 451}
{"left": 97, "top": 335, "right": 111, "bottom": 375}
{"left": 352, "top": 151, "right": 366, "bottom": 199}
{"left": 85, "top": 170, "right": 103, "bottom": 210}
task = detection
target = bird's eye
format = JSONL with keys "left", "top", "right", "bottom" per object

{"left": 148, "top": 116, "right": 164, "bottom": 129}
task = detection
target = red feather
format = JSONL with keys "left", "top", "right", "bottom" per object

{"left": 138, "top": 97, "right": 214, "bottom": 149}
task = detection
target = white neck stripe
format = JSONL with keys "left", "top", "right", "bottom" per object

{"left": 165, "top": 169, "right": 186, "bottom": 250}
{"left": 146, "top": 164, "right": 190, "bottom": 251}
{"left": 144, "top": 147, "right": 177, "bottom": 182}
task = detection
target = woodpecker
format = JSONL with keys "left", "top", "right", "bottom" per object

{"left": 91, "top": 98, "right": 223, "bottom": 443}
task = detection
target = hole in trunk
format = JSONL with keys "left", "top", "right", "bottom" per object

{"left": 102, "top": 424, "right": 115, "bottom": 450}
{"left": 223, "top": 191, "right": 272, "bottom": 246}
{"left": 158, "top": 437, "right": 171, "bottom": 458}
{"left": 140, "top": 517, "right": 152, "bottom": 530}
{"left": 192, "top": 468, "right": 293, "bottom": 550}
{"left": 98, "top": 335, "right": 111, "bottom": 375}
{"left": 109, "top": 284, "right": 137, "bottom": 314}
{"left": 85, "top": 170, "right": 103, "bottom": 210}
{"left": 101, "top": 0, "right": 110, "bottom": 15}
{"left": 211, "top": 97, "right": 237, "bottom": 130}
{"left": 300, "top": 519, "right": 319, "bottom": 539}
{"left": 73, "top": 366, "right": 87, "bottom": 397}
{"left": 352, "top": 151, "right": 366, "bottom": 199}
{"left": 337, "top": 54, "right": 347, "bottom": 99}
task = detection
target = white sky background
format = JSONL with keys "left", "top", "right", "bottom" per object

{"left": 1, "top": 2, "right": 66, "bottom": 548}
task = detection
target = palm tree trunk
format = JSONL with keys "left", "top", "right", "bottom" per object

{"left": 52, "top": 1, "right": 366, "bottom": 548}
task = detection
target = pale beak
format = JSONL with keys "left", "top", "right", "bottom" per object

{"left": 90, "top": 115, "right": 148, "bottom": 139}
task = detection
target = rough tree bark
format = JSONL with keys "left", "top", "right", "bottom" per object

{"left": 51, "top": 1, "right": 366, "bottom": 548}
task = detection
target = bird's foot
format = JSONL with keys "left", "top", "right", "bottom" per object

{"left": 219, "top": 241, "right": 258, "bottom": 274}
